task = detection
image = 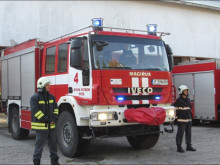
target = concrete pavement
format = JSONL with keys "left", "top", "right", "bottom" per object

{"left": 0, "top": 113, "right": 220, "bottom": 164}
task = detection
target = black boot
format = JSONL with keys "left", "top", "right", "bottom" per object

{"left": 33, "top": 159, "right": 40, "bottom": 165}
{"left": 186, "top": 144, "right": 196, "bottom": 151}
{"left": 177, "top": 145, "right": 185, "bottom": 153}
{"left": 51, "top": 157, "right": 60, "bottom": 165}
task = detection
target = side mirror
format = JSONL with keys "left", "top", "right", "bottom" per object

{"left": 70, "top": 49, "right": 82, "bottom": 69}
{"left": 165, "top": 44, "right": 173, "bottom": 56}
{"left": 71, "top": 40, "right": 82, "bottom": 49}
{"left": 165, "top": 44, "right": 174, "bottom": 71}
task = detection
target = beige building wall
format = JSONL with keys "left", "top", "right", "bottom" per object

{"left": 0, "top": 1, "right": 220, "bottom": 58}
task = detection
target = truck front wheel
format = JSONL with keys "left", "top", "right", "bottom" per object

{"left": 10, "top": 107, "right": 29, "bottom": 140}
{"left": 127, "top": 127, "right": 160, "bottom": 149}
{"left": 57, "top": 111, "right": 90, "bottom": 158}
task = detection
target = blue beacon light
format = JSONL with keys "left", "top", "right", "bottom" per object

{"left": 92, "top": 18, "right": 104, "bottom": 31}
{"left": 147, "top": 24, "right": 158, "bottom": 36}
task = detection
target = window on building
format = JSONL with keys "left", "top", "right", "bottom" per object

{"left": 46, "top": 46, "right": 56, "bottom": 74}
{"left": 58, "top": 43, "right": 68, "bottom": 73}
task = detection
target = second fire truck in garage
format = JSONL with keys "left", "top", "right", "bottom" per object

{"left": 172, "top": 59, "right": 220, "bottom": 124}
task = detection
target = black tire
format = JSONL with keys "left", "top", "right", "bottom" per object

{"left": 127, "top": 127, "right": 160, "bottom": 149}
{"left": 57, "top": 111, "right": 90, "bottom": 158}
{"left": 10, "top": 107, "right": 29, "bottom": 140}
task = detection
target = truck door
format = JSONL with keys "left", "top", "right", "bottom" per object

{"left": 55, "top": 43, "right": 69, "bottom": 101}
{"left": 43, "top": 44, "right": 57, "bottom": 96}
{"left": 43, "top": 42, "right": 69, "bottom": 101}
{"left": 68, "top": 37, "right": 92, "bottom": 99}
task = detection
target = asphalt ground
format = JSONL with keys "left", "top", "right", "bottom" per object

{"left": 1, "top": 113, "right": 220, "bottom": 165}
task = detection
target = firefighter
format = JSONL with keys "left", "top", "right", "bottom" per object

{"left": 30, "top": 77, "right": 60, "bottom": 165}
{"left": 174, "top": 85, "right": 196, "bottom": 153}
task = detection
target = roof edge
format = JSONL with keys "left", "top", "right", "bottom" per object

{"left": 161, "top": 0, "right": 220, "bottom": 11}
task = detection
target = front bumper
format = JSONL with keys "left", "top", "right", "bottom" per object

{"left": 89, "top": 105, "right": 175, "bottom": 127}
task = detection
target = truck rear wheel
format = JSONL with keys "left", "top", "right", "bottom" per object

{"left": 57, "top": 111, "right": 90, "bottom": 158}
{"left": 127, "top": 126, "right": 160, "bottom": 149}
{"left": 10, "top": 107, "right": 29, "bottom": 140}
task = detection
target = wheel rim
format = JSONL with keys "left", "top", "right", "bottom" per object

{"left": 12, "top": 113, "right": 19, "bottom": 133}
{"left": 62, "top": 122, "right": 72, "bottom": 147}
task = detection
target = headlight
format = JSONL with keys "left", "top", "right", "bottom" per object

{"left": 152, "top": 79, "right": 168, "bottom": 85}
{"left": 90, "top": 112, "right": 117, "bottom": 121}
{"left": 168, "top": 109, "right": 175, "bottom": 117}
{"left": 98, "top": 113, "right": 108, "bottom": 121}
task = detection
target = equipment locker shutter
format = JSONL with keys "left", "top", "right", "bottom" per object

{"left": 194, "top": 72, "right": 215, "bottom": 120}
{"left": 172, "top": 73, "right": 194, "bottom": 100}
{"left": 21, "top": 52, "right": 35, "bottom": 107}
{"left": 8, "top": 57, "right": 20, "bottom": 97}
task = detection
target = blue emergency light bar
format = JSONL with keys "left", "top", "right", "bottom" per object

{"left": 147, "top": 24, "right": 158, "bottom": 36}
{"left": 92, "top": 18, "right": 104, "bottom": 31}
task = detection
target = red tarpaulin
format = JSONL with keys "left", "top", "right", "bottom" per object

{"left": 124, "top": 107, "right": 166, "bottom": 126}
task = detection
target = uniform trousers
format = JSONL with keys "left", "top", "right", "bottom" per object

{"left": 33, "top": 128, "right": 58, "bottom": 160}
{"left": 176, "top": 122, "right": 192, "bottom": 146}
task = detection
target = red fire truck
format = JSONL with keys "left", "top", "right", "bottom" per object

{"left": 1, "top": 19, "right": 175, "bottom": 157}
{"left": 172, "top": 59, "right": 220, "bottom": 124}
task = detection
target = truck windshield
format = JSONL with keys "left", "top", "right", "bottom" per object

{"left": 91, "top": 35, "right": 169, "bottom": 71}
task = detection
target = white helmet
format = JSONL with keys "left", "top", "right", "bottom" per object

{"left": 37, "top": 77, "right": 51, "bottom": 89}
{"left": 178, "top": 85, "right": 188, "bottom": 95}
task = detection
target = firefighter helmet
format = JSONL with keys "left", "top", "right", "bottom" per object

{"left": 178, "top": 85, "right": 188, "bottom": 95}
{"left": 37, "top": 77, "right": 51, "bottom": 89}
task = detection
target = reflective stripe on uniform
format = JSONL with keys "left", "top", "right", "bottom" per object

{"left": 53, "top": 109, "right": 59, "bottom": 115}
{"left": 31, "top": 126, "right": 48, "bottom": 130}
{"left": 34, "top": 111, "right": 42, "bottom": 117}
{"left": 31, "top": 122, "right": 56, "bottom": 130}
{"left": 49, "top": 100, "right": 54, "bottom": 103}
{"left": 177, "top": 119, "right": 192, "bottom": 122}
{"left": 38, "top": 101, "right": 45, "bottom": 104}
{"left": 176, "top": 107, "right": 191, "bottom": 110}
{"left": 34, "top": 110, "right": 44, "bottom": 119}
{"left": 50, "top": 124, "right": 55, "bottom": 129}
{"left": 31, "top": 122, "right": 46, "bottom": 126}
{"left": 37, "top": 113, "right": 44, "bottom": 120}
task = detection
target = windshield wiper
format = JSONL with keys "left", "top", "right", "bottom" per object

{"left": 101, "top": 67, "right": 132, "bottom": 70}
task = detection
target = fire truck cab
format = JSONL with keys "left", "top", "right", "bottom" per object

{"left": 1, "top": 19, "right": 175, "bottom": 157}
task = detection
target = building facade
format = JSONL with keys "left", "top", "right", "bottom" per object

{"left": 0, "top": 1, "right": 220, "bottom": 61}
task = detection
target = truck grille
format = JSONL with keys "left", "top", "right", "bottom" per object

{"left": 113, "top": 88, "right": 162, "bottom": 93}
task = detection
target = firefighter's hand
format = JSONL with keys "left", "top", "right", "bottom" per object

{"left": 50, "top": 121, "right": 54, "bottom": 124}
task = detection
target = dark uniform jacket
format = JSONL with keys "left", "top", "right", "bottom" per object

{"left": 174, "top": 95, "right": 192, "bottom": 123}
{"left": 30, "top": 91, "right": 59, "bottom": 131}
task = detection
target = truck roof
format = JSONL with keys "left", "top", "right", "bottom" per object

{"left": 3, "top": 38, "right": 41, "bottom": 56}
{"left": 2, "top": 26, "right": 165, "bottom": 54}
{"left": 172, "top": 59, "right": 220, "bottom": 74}
{"left": 43, "top": 30, "right": 162, "bottom": 47}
